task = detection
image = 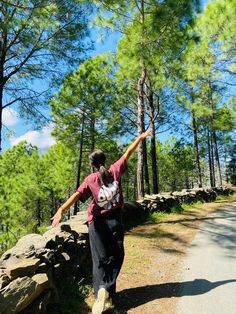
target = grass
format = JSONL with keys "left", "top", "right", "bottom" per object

{"left": 170, "top": 204, "right": 183, "bottom": 214}
{"left": 146, "top": 211, "right": 169, "bottom": 222}
{"left": 146, "top": 200, "right": 209, "bottom": 223}
{"left": 180, "top": 200, "right": 204, "bottom": 211}
{"left": 58, "top": 277, "right": 92, "bottom": 314}
{"left": 215, "top": 194, "right": 232, "bottom": 201}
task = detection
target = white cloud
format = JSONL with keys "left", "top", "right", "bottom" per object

{"left": 2, "top": 108, "right": 19, "bottom": 126}
{"left": 10, "top": 125, "right": 56, "bottom": 151}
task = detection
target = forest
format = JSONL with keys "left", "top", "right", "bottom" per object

{"left": 0, "top": 0, "right": 235, "bottom": 255}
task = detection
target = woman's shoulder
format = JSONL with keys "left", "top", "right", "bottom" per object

{"left": 109, "top": 155, "right": 127, "bottom": 171}
{"left": 85, "top": 172, "right": 100, "bottom": 183}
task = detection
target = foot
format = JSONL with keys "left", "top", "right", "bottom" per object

{"left": 104, "top": 297, "right": 114, "bottom": 311}
{"left": 92, "top": 288, "right": 109, "bottom": 314}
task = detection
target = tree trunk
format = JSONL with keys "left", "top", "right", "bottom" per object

{"left": 90, "top": 116, "right": 95, "bottom": 152}
{"left": 148, "top": 90, "right": 159, "bottom": 193}
{"left": 142, "top": 137, "right": 150, "bottom": 194}
{"left": 136, "top": 0, "right": 146, "bottom": 199}
{"left": 0, "top": 51, "right": 4, "bottom": 153}
{"left": 0, "top": 17, "right": 7, "bottom": 153}
{"left": 210, "top": 131, "right": 216, "bottom": 187}
{"left": 133, "top": 174, "right": 137, "bottom": 200}
{"left": 0, "top": 88, "right": 3, "bottom": 152}
{"left": 223, "top": 144, "right": 229, "bottom": 183}
{"left": 191, "top": 110, "right": 202, "bottom": 187}
{"left": 212, "top": 129, "right": 222, "bottom": 186}
{"left": 209, "top": 84, "right": 222, "bottom": 187}
{"left": 185, "top": 171, "right": 190, "bottom": 189}
{"left": 35, "top": 199, "right": 41, "bottom": 232}
{"left": 137, "top": 65, "right": 146, "bottom": 199}
{"left": 74, "top": 114, "right": 85, "bottom": 215}
{"left": 141, "top": 62, "right": 150, "bottom": 195}
{"left": 209, "top": 82, "right": 222, "bottom": 186}
{"left": 207, "top": 128, "right": 214, "bottom": 187}
{"left": 126, "top": 177, "right": 129, "bottom": 200}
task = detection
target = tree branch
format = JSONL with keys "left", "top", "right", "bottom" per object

{"left": 2, "top": 97, "right": 21, "bottom": 109}
{"left": 1, "top": 0, "right": 39, "bottom": 10}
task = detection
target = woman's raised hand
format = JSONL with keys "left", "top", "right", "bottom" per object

{"left": 140, "top": 129, "right": 152, "bottom": 140}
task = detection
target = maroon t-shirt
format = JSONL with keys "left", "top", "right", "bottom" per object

{"left": 77, "top": 155, "right": 128, "bottom": 224}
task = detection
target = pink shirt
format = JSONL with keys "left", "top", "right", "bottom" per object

{"left": 77, "top": 156, "right": 128, "bottom": 223}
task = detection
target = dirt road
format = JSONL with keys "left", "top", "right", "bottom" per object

{"left": 176, "top": 202, "right": 236, "bottom": 314}
{"left": 112, "top": 196, "right": 236, "bottom": 314}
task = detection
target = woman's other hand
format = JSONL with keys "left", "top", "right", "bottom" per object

{"left": 51, "top": 208, "right": 63, "bottom": 228}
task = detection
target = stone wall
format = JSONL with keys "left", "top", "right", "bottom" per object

{"left": 0, "top": 187, "right": 233, "bottom": 313}
{"left": 0, "top": 211, "right": 89, "bottom": 314}
{"left": 136, "top": 186, "right": 232, "bottom": 213}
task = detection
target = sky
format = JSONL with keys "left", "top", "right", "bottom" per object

{"left": 2, "top": 1, "right": 209, "bottom": 153}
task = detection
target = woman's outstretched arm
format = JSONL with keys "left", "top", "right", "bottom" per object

{"left": 123, "top": 129, "right": 152, "bottom": 161}
{"left": 51, "top": 191, "right": 81, "bottom": 227}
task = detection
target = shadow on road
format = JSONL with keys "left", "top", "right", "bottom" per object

{"left": 115, "top": 278, "right": 236, "bottom": 312}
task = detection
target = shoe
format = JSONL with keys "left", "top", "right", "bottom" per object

{"left": 104, "top": 298, "right": 114, "bottom": 311}
{"left": 92, "top": 288, "right": 109, "bottom": 314}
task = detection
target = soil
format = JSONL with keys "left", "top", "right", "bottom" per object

{"left": 84, "top": 193, "right": 236, "bottom": 314}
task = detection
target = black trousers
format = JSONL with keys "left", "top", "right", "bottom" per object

{"left": 88, "top": 210, "right": 125, "bottom": 298}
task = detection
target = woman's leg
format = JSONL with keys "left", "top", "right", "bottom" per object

{"left": 105, "top": 217, "right": 124, "bottom": 297}
{"left": 88, "top": 213, "right": 124, "bottom": 298}
{"left": 89, "top": 219, "right": 108, "bottom": 298}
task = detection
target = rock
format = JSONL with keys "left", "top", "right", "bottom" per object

{"left": 20, "top": 290, "right": 52, "bottom": 314}
{"left": 68, "top": 223, "right": 89, "bottom": 235}
{"left": 62, "top": 240, "right": 79, "bottom": 256}
{"left": 0, "top": 273, "right": 50, "bottom": 314}
{"left": 5, "top": 258, "right": 41, "bottom": 280}
{"left": 122, "top": 201, "right": 146, "bottom": 222}
{"left": 0, "top": 235, "right": 47, "bottom": 262}
{"left": 60, "top": 224, "right": 85, "bottom": 240}
{"left": 0, "top": 255, "right": 22, "bottom": 268}
{"left": 39, "top": 251, "right": 55, "bottom": 265}
{"left": 44, "top": 223, "right": 87, "bottom": 249}
{"left": 43, "top": 227, "right": 62, "bottom": 244}
{"left": 54, "top": 252, "right": 70, "bottom": 264}
{"left": 143, "top": 194, "right": 161, "bottom": 201}
{"left": 76, "top": 211, "right": 87, "bottom": 218}
{"left": 0, "top": 268, "right": 10, "bottom": 289}
{"left": 35, "top": 248, "right": 51, "bottom": 259}
{"left": 61, "top": 253, "right": 70, "bottom": 261}
{"left": 72, "top": 211, "right": 88, "bottom": 224}
{"left": 37, "top": 263, "right": 48, "bottom": 274}
{"left": 137, "top": 198, "right": 151, "bottom": 205}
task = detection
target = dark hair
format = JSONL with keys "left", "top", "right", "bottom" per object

{"left": 89, "top": 149, "right": 112, "bottom": 186}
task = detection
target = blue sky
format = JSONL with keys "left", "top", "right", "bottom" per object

{"left": 2, "top": 1, "right": 209, "bottom": 153}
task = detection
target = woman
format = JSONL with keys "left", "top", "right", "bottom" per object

{"left": 51, "top": 129, "right": 152, "bottom": 314}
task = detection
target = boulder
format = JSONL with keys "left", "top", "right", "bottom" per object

{"left": 1, "top": 255, "right": 22, "bottom": 268}
{"left": 122, "top": 201, "right": 146, "bottom": 222}
{"left": 5, "top": 258, "right": 40, "bottom": 280}
{"left": 0, "top": 234, "right": 47, "bottom": 262}
{"left": 0, "top": 268, "right": 10, "bottom": 289}
{"left": 68, "top": 222, "right": 89, "bottom": 235}
{"left": 20, "top": 290, "right": 51, "bottom": 314}
{"left": 43, "top": 227, "right": 63, "bottom": 247}
{"left": 0, "top": 273, "right": 50, "bottom": 314}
